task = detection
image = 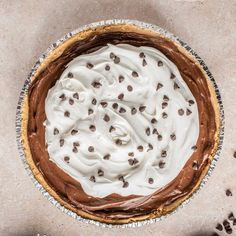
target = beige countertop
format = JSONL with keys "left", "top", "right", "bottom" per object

{"left": 1, "top": 0, "right": 236, "bottom": 235}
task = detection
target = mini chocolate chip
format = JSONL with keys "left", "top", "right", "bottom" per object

{"left": 163, "top": 95, "right": 169, "bottom": 101}
{"left": 112, "top": 103, "right": 118, "bottom": 109}
{"left": 53, "top": 128, "right": 59, "bottom": 135}
{"left": 139, "top": 52, "right": 145, "bottom": 58}
{"left": 151, "top": 118, "right": 157, "bottom": 124}
{"left": 91, "top": 81, "right": 102, "bottom": 88}
{"left": 59, "top": 139, "right": 64, "bottom": 147}
{"left": 73, "top": 141, "right": 80, "bottom": 147}
{"left": 103, "top": 154, "right": 110, "bottom": 160}
{"left": 72, "top": 146, "right": 78, "bottom": 153}
{"left": 192, "top": 161, "right": 199, "bottom": 170}
{"left": 170, "top": 73, "right": 176, "bottom": 79}
{"left": 128, "top": 158, "right": 134, "bottom": 166}
{"left": 123, "top": 181, "right": 129, "bottom": 188}
{"left": 137, "top": 145, "right": 143, "bottom": 152}
{"left": 118, "top": 93, "right": 124, "bottom": 100}
{"left": 69, "top": 99, "right": 74, "bottom": 105}
{"left": 153, "top": 128, "right": 158, "bottom": 134}
{"left": 109, "top": 126, "right": 115, "bottom": 132}
{"left": 118, "top": 175, "right": 124, "bottom": 181}
{"left": 128, "top": 152, "right": 134, "bottom": 157}
{"left": 100, "top": 101, "right": 108, "bottom": 107}
{"left": 133, "top": 158, "right": 139, "bottom": 165}
{"left": 233, "top": 219, "right": 236, "bottom": 225}
{"left": 142, "top": 59, "right": 147, "bottom": 66}
{"left": 110, "top": 52, "right": 115, "bottom": 59}
{"left": 158, "top": 134, "right": 163, "bottom": 141}
{"left": 67, "top": 72, "right": 73, "bottom": 78}
{"left": 73, "top": 93, "right": 79, "bottom": 99}
{"left": 161, "top": 150, "right": 167, "bottom": 158}
{"left": 116, "top": 139, "right": 122, "bottom": 145}
{"left": 162, "top": 102, "right": 168, "bottom": 109}
{"left": 157, "top": 61, "right": 163, "bottom": 66}
{"left": 87, "top": 62, "right": 94, "bottom": 69}
{"left": 64, "top": 156, "right": 70, "bottom": 162}
{"left": 191, "top": 145, "right": 197, "bottom": 151}
{"left": 118, "top": 75, "right": 125, "bottom": 83}
{"left": 147, "top": 143, "right": 153, "bottom": 151}
{"left": 189, "top": 100, "right": 195, "bottom": 106}
{"left": 103, "top": 114, "right": 110, "bottom": 122}
{"left": 71, "top": 129, "right": 78, "bottom": 135}
{"left": 119, "top": 107, "right": 126, "bottom": 113}
{"left": 131, "top": 107, "right": 137, "bottom": 115}
{"left": 59, "top": 94, "right": 66, "bottom": 101}
{"left": 114, "top": 56, "right": 120, "bottom": 64}
{"left": 148, "top": 178, "right": 154, "bottom": 184}
{"left": 233, "top": 151, "right": 236, "bottom": 158}
{"left": 92, "top": 98, "right": 97, "bottom": 105}
{"left": 98, "top": 169, "right": 104, "bottom": 176}
{"left": 64, "top": 111, "right": 70, "bottom": 117}
{"left": 139, "top": 106, "right": 146, "bottom": 112}
{"left": 127, "top": 85, "right": 133, "bottom": 91}
{"left": 159, "top": 160, "right": 165, "bottom": 168}
{"left": 89, "top": 125, "right": 96, "bottom": 132}
{"left": 223, "top": 220, "right": 230, "bottom": 227}
{"left": 170, "top": 133, "right": 176, "bottom": 141}
{"left": 90, "top": 176, "right": 96, "bottom": 182}
{"left": 88, "top": 146, "right": 94, "bottom": 152}
{"left": 174, "top": 82, "right": 180, "bottom": 90}
{"left": 162, "top": 112, "right": 168, "bottom": 119}
{"left": 226, "top": 228, "right": 233, "bottom": 234}
{"left": 178, "top": 109, "right": 184, "bottom": 116}
{"left": 146, "top": 127, "right": 150, "bottom": 136}
{"left": 156, "top": 83, "right": 163, "bottom": 91}
{"left": 105, "top": 65, "right": 110, "bottom": 71}
{"left": 228, "top": 212, "right": 235, "bottom": 221}
{"left": 88, "top": 109, "right": 94, "bottom": 115}
{"left": 132, "top": 71, "right": 139, "bottom": 77}
{"left": 226, "top": 189, "right": 233, "bottom": 196}
{"left": 216, "top": 223, "right": 223, "bottom": 231}
{"left": 212, "top": 233, "right": 219, "bottom": 236}
{"left": 186, "top": 108, "right": 192, "bottom": 116}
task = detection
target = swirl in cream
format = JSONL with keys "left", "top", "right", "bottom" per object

{"left": 44, "top": 43, "right": 199, "bottom": 198}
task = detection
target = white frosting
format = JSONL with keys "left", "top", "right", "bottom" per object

{"left": 44, "top": 44, "right": 199, "bottom": 198}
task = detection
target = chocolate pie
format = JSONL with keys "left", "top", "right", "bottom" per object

{"left": 22, "top": 23, "right": 220, "bottom": 224}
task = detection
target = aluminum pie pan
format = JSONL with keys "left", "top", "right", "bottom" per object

{"left": 15, "top": 19, "right": 224, "bottom": 228}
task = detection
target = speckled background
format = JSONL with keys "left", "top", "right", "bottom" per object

{"left": 1, "top": 0, "right": 236, "bottom": 235}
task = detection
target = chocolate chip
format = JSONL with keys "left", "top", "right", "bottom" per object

{"left": 103, "top": 114, "right": 110, "bottom": 122}
{"left": 226, "top": 189, "right": 233, "bottom": 196}
{"left": 69, "top": 99, "right": 74, "bottom": 105}
{"left": 192, "top": 161, "right": 199, "bottom": 170}
{"left": 98, "top": 169, "right": 104, "bottom": 176}
{"left": 123, "top": 181, "right": 129, "bottom": 188}
{"left": 119, "top": 107, "right": 126, "bottom": 113}
{"left": 161, "top": 150, "right": 167, "bottom": 158}
{"left": 139, "top": 52, "right": 145, "bottom": 58}
{"left": 118, "top": 75, "right": 125, "bottom": 83}
{"left": 156, "top": 83, "right": 163, "bottom": 91}
{"left": 109, "top": 126, "right": 115, "bottom": 132}
{"left": 133, "top": 158, "right": 139, "bottom": 165}
{"left": 157, "top": 61, "right": 163, "bottom": 66}
{"left": 112, "top": 103, "right": 118, "bottom": 109}
{"left": 105, "top": 65, "right": 110, "bottom": 71}
{"left": 71, "top": 129, "right": 78, "bottom": 135}
{"left": 132, "top": 71, "right": 139, "bottom": 77}
{"left": 162, "top": 112, "right": 168, "bottom": 119}
{"left": 67, "top": 72, "right": 73, "bottom": 78}
{"left": 228, "top": 212, "right": 235, "bottom": 221}
{"left": 64, "top": 156, "right": 70, "bottom": 163}
{"left": 103, "top": 154, "right": 110, "bottom": 160}
{"left": 73, "top": 141, "right": 80, "bottom": 147}
{"left": 53, "top": 128, "right": 59, "bottom": 135}
{"left": 147, "top": 143, "right": 153, "bottom": 152}
{"left": 170, "top": 73, "right": 176, "bottom": 79}
{"left": 110, "top": 52, "right": 115, "bottom": 59}
{"left": 158, "top": 134, "right": 163, "bottom": 141}
{"left": 216, "top": 223, "right": 223, "bottom": 231}
{"left": 92, "top": 98, "right": 97, "bottom": 105}
{"left": 100, "top": 101, "right": 108, "bottom": 108}
{"left": 90, "top": 176, "right": 96, "bottom": 182}
{"left": 170, "top": 133, "right": 176, "bottom": 141}
{"left": 226, "top": 228, "right": 233, "bottom": 234}
{"left": 233, "top": 219, "right": 236, "bottom": 225}
{"left": 128, "top": 152, "right": 134, "bottom": 157}
{"left": 88, "top": 109, "right": 94, "bottom": 115}
{"left": 88, "top": 146, "right": 94, "bottom": 152}
{"left": 73, "top": 93, "right": 79, "bottom": 99}
{"left": 151, "top": 118, "right": 157, "bottom": 124}
{"left": 89, "top": 125, "right": 96, "bottom": 132}
{"left": 148, "top": 178, "right": 154, "bottom": 184}
{"left": 178, "top": 109, "right": 184, "bottom": 116}
{"left": 59, "top": 94, "right": 66, "bottom": 101}
{"left": 142, "top": 59, "right": 147, "bottom": 66}
{"left": 72, "top": 146, "right": 78, "bottom": 153}
{"left": 64, "top": 111, "right": 70, "bottom": 117}
{"left": 131, "top": 107, "right": 137, "bottom": 115}
{"left": 146, "top": 127, "right": 150, "bottom": 136}
{"left": 153, "top": 128, "right": 158, "bottom": 135}
{"left": 127, "top": 85, "right": 133, "bottom": 91}
{"left": 139, "top": 106, "right": 146, "bottom": 112}
{"left": 118, "top": 93, "right": 124, "bottom": 100}
{"left": 163, "top": 95, "right": 169, "bottom": 102}
{"left": 59, "top": 139, "right": 64, "bottom": 147}
{"left": 162, "top": 102, "right": 168, "bottom": 109}
{"left": 128, "top": 159, "right": 134, "bottom": 166}
{"left": 212, "top": 233, "right": 219, "bottom": 236}
{"left": 87, "top": 62, "right": 94, "bottom": 69}
{"left": 91, "top": 81, "right": 102, "bottom": 88}
{"left": 137, "top": 145, "right": 143, "bottom": 152}
{"left": 191, "top": 145, "right": 197, "bottom": 151}
{"left": 114, "top": 56, "right": 120, "bottom": 64}
{"left": 233, "top": 151, "right": 236, "bottom": 158}
{"left": 159, "top": 160, "right": 165, "bottom": 168}
{"left": 186, "top": 108, "right": 192, "bottom": 116}
{"left": 189, "top": 100, "right": 195, "bottom": 106}
{"left": 116, "top": 139, "right": 122, "bottom": 145}
{"left": 118, "top": 175, "right": 124, "bottom": 181}
{"left": 174, "top": 82, "right": 180, "bottom": 90}
{"left": 223, "top": 220, "right": 230, "bottom": 227}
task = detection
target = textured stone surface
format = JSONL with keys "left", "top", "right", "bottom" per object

{"left": 0, "top": 0, "right": 236, "bottom": 235}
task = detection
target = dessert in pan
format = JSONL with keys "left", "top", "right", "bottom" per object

{"left": 22, "top": 23, "right": 220, "bottom": 224}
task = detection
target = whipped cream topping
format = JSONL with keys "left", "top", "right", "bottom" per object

{"left": 44, "top": 44, "right": 199, "bottom": 198}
